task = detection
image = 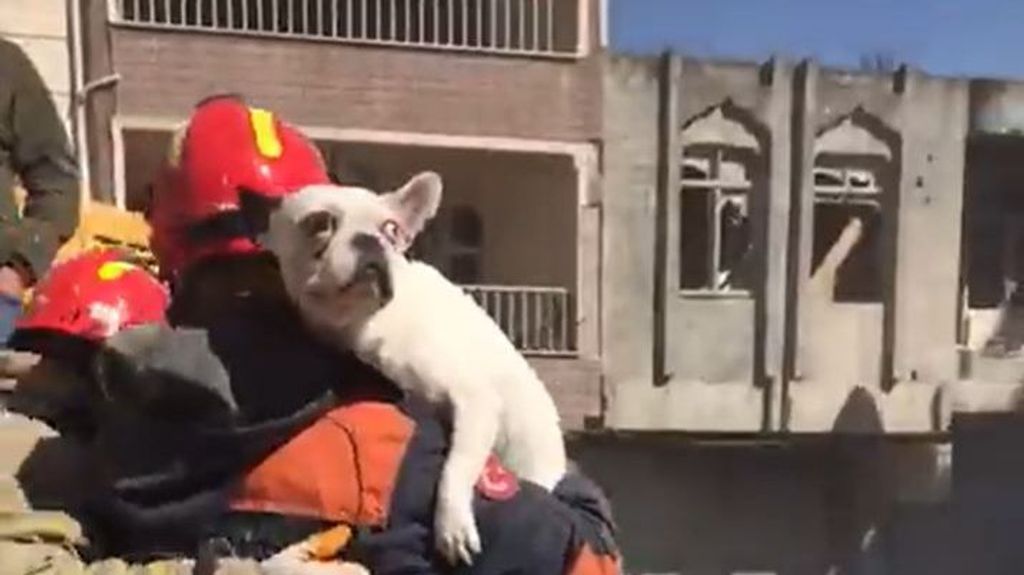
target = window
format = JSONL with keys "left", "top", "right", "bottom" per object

{"left": 407, "top": 203, "right": 482, "bottom": 283}
{"left": 810, "top": 165, "right": 883, "bottom": 302}
{"left": 445, "top": 205, "right": 484, "bottom": 284}
{"left": 813, "top": 167, "right": 879, "bottom": 195}
{"left": 961, "top": 137, "right": 1024, "bottom": 356}
{"left": 810, "top": 109, "right": 896, "bottom": 304}
{"left": 677, "top": 101, "right": 763, "bottom": 294}
{"left": 679, "top": 149, "right": 754, "bottom": 292}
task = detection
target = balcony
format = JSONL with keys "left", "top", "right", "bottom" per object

{"left": 463, "top": 284, "right": 576, "bottom": 356}
{"left": 109, "top": 0, "right": 585, "bottom": 57}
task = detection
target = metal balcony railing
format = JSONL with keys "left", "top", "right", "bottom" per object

{"left": 462, "top": 284, "right": 576, "bottom": 356}
{"left": 111, "top": 0, "right": 582, "bottom": 57}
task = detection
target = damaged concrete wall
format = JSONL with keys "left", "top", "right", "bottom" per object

{"left": 603, "top": 54, "right": 971, "bottom": 433}
{"left": 601, "top": 55, "right": 661, "bottom": 426}
{"left": 787, "top": 67, "right": 969, "bottom": 432}
{"left": 602, "top": 55, "right": 790, "bottom": 432}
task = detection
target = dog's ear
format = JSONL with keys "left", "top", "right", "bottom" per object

{"left": 384, "top": 171, "right": 442, "bottom": 242}
{"left": 237, "top": 188, "right": 283, "bottom": 241}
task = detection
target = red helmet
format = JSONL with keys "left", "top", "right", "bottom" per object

{"left": 148, "top": 95, "right": 330, "bottom": 280}
{"left": 11, "top": 249, "right": 169, "bottom": 346}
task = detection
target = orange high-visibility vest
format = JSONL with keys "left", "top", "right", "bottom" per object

{"left": 230, "top": 401, "right": 414, "bottom": 526}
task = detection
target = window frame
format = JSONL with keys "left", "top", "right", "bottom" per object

{"left": 678, "top": 147, "right": 755, "bottom": 298}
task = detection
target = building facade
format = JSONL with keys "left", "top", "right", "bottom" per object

{"left": 77, "top": 2, "right": 1024, "bottom": 437}
{"left": 77, "top": 0, "right": 606, "bottom": 429}
{"left": 39, "top": 2, "right": 1024, "bottom": 572}
{"left": 603, "top": 56, "right": 965, "bottom": 434}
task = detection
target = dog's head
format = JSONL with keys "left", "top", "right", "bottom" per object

{"left": 239, "top": 171, "right": 442, "bottom": 332}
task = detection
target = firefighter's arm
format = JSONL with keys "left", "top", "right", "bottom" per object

{"left": 352, "top": 524, "right": 443, "bottom": 575}
{"left": 95, "top": 323, "right": 239, "bottom": 424}
{"left": 6, "top": 42, "right": 80, "bottom": 280}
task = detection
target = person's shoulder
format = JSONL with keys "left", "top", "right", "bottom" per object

{"left": 0, "top": 38, "right": 31, "bottom": 70}
{"left": 0, "top": 37, "right": 21, "bottom": 54}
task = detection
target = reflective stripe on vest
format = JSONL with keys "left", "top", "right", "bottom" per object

{"left": 231, "top": 401, "right": 415, "bottom": 526}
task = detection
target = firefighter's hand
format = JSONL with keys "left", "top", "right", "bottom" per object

{"left": 0, "top": 265, "right": 25, "bottom": 300}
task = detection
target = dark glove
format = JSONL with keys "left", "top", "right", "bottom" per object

{"left": 93, "top": 323, "right": 239, "bottom": 425}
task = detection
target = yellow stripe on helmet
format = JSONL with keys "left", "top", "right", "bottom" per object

{"left": 249, "top": 107, "right": 284, "bottom": 159}
{"left": 97, "top": 261, "right": 139, "bottom": 281}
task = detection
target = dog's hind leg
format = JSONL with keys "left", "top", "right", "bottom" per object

{"left": 434, "top": 385, "right": 502, "bottom": 566}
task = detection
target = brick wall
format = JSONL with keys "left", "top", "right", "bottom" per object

{"left": 109, "top": 28, "right": 602, "bottom": 142}
{"left": 79, "top": 10, "right": 606, "bottom": 427}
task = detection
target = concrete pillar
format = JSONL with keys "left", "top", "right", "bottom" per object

{"left": 761, "top": 57, "right": 793, "bottom": 431}
{"left": 782, "top": 59, "right": 819, "bottom": 429}
{"left": 575, "top": 146, "right": 601, "bottom": 360}
{"left": 652, "top": 51, "right": 681, "bottom": 388}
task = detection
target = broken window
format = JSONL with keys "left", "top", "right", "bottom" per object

{"left": 960, "top": 136, "right": 1024, "bottom": 357}
{"left": 810, "top": 165, "right": 883, "bottom": 303}
{"left": 679, "top": 148, "right": 754, "bottom": 292}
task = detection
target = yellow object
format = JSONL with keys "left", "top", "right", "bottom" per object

{"left": 52, "top": 201, "right": 156, "bottom": 275}
{"left": 304, "top": 524, "right": 353, "bottom": 560}
{"left": 249, "top": 108, "right": 283, "bottom": 159}
{"left": 10, "top": 190, "right": 157, "bottom": 305}
{"left": 12, "top": 186, "right": 156, "bottom": 304}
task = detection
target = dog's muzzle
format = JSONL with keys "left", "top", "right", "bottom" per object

{"left": 351, "top": 233, "right": 394, "bottom": 304}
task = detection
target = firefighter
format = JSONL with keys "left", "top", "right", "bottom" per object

{"left": 77, "top": 94, "right": 621, "bottom": 574}
{"left": 6, "top": 248, "right": 170, "bottom": 439}
{"left": 0, "top": 248, "right": 170, "bottom": 574}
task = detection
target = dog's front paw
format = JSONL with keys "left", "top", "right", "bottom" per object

{"left": 434, "top": 497, "right": 482, "bottom": 566}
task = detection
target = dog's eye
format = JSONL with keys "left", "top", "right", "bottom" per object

{"left": 299, "top": 211, "right": 336, "bottom": 240}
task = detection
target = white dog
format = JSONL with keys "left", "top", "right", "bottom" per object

{"left": 239, "top": 172, "right": 568, "bottom": 566}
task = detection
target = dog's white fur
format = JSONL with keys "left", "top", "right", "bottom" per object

{"left": 245, "top": 172, "right": 567, "bottom": 566}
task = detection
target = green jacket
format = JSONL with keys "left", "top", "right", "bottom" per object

{"left": 0, "top": 38, "right": 80, "bottom": 281}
